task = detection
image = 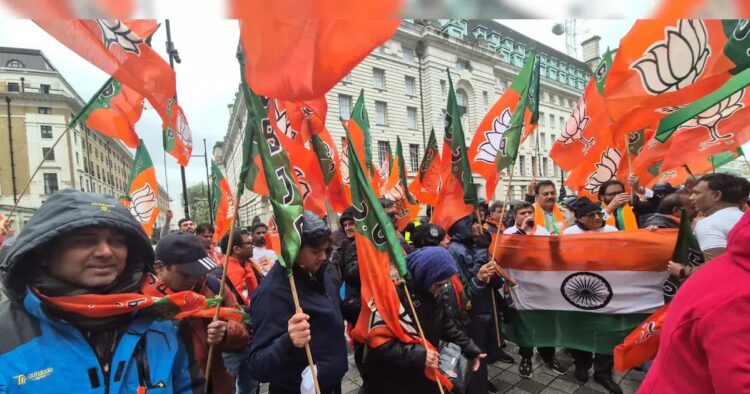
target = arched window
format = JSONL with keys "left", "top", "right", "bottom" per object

{"left": 456, "top": 88, "right": 468, "bottom": 115}
{"left": 6, "top": 59, "right": 25, "bottom": 68}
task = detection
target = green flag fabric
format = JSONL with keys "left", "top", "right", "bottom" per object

{"left": 664, "top": 208, "right": 705, "bottom": 301}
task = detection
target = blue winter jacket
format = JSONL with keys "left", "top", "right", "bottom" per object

{"left": 0, "top": 290, "right": 203, "bottom": 393}
{"left": 0, "top": 190, "right": 204, "bottom": 393}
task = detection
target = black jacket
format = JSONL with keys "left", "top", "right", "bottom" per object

{"left": 361, "top": 282, "right": 482, "bottom": 394}
{"left": 248, "top": 263, "right": 348, "bottom": 393}
{"left": 642, "top": 213, "right": 679, "bottom": 229}
{"left": 340, "top": 237, "right": 362, "bottom": 325}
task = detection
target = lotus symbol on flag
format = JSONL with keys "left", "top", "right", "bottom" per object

{"left": 293, "top": 167, "right": 312, "bottom": 202}
{"left": 379, "top": 160, "right": 390, "bottom": 184}
{"left": 385, "top": 184, "right": 408, "bottom": 219}
{"left": 128, "top": 184, "right": 157, "bottom": 224}
{"left": 584, "top": 148, "right": 622, "bottom": 194}
{"left": 558, "top": 98, "right": 593, "bottom": 152}
{"left": 476, "top": 108, "right": 512, "bottom": 164}
{"left": 97, "top": 20, "right": 145, "bottom": 55}
{"left": 339, "top": 147, "right": 350, "bottom": 185}
{"left": 632, "top": 20, "right": 710, "bottom": 95}
{"left": 680, "top": 89, "right": 743, "bottom": 147}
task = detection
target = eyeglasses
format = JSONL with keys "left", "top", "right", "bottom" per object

{"left": 584, "top": 211, "right": 605, "bottom": 219}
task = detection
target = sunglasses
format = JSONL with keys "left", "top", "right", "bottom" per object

{"left": 584, "top": 211, "right": 605, "bottom": 219}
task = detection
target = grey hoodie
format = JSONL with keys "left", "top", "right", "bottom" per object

{"left": 0, "top": 189, "right": 154, "bottom": 300}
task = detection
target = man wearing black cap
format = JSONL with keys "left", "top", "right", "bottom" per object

{"left": 146, "top": 233, "right": 251, "bottom": 394}
{"left": 628, "top": 175, "right": 677, "bottom": 223}
{"left": 248, "top": 211, "right": 348, "bottom": 394}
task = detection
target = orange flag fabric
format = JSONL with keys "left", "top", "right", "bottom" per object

{"left": 408, "top": 128, "right": 441, "bottom": 205}
{"left": 119, "top": 141, "right": 159, "bottom": 236}
{"left": 35, "top": 19, "right": 175, "bottom": 125}
{"left": 76, "top": 78, "right": 142, "bottom": 148}
{"left": 614, "top": 303, "right": 669, "bottom": 372}
{"left": 236, "top": 1, "right": 400, "bottom": 101}
{"left": 210, "top": 161, "right": 235, "bottom": 244}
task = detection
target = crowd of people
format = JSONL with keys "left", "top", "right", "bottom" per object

{"left": 0, "top": 171, "right": 748, "bottom": 394}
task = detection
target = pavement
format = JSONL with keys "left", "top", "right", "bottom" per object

{"left": 261, "top": 341, "right": 646, "bottom": 394}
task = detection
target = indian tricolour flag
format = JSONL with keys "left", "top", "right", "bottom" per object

{"left": 491, "top": 229, "right": 677, "bottom": 354}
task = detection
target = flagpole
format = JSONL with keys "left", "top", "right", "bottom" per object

{"left": 8, "top": 124, "right": 74, "bottom": 218}
{"left": 288, "top": 275, "right": 322, "bottom": 394}
{"left": 203, "top": 195, "right": 241, "bottom": 393}
{"left": 402, "top": 282, "right": 445, "bottom": 394}
{"left": 164, "top": 19, "right": 191, "bottom": 220}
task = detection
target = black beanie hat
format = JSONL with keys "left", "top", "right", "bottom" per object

{"left": 573, "top": 197, "right": 602, "bottom": 219}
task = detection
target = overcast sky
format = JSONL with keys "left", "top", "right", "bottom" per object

{"left": 0, "top": 19, "right": 637, "bottom": 208}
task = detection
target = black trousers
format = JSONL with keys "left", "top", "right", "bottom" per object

{"left": 518, "top": 346, "right": 555, "bottom": 361}
{"left": 570, "top": 349, "right": 614, "bottom": 379}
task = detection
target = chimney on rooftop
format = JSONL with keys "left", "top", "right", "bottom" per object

{"left": 581, "top": 35, "right": 601, "bottom": 72}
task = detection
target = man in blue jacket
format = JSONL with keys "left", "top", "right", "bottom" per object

{"left": 0, "top": 189, "right": 204, "bottom": 393}
{"left": 248, "top": 211, "right": 348, "bottom": 393}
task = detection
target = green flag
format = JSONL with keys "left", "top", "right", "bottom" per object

{"left": 238, "top": 52, "right": 304, "bottom": 275}
{"left": 664, "top": 208, "right": 705, "bottom": 301}
{"left": 445, "top": 71, "right": 478, "bottom": 205}
{"left": 496, "top": 49, "right": 539, "bottom": 171}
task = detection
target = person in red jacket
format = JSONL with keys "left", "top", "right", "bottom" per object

{"left": 639, "top": 211, "right": 750, "bottom": 393}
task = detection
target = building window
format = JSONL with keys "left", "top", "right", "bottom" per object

{"left": 403, "top": 47, "right": 416, "bottom": 62}
{"left": 373, "top": 68, "right": 386, "bottom": 89}
{"left": 83, "top": 158, "right": 88, "bottom": 172}
{"left": 6, "top": 59, "right": 24, "bottom": 68}
{"left": 404, "top": 76, "right": 416, "bottom": 95}
{"left": 456, "top": 88, "right": 468, "bottom": 115}
{"left": 543, "top": 157, "right": 550, "bottom": 177}
{"left": 519, "top": 155, "right": 526, "bottom": 176}
{"left": 43, "top": 173, "right": 59, "bottom": 194}
{"left": 378, "top": 141, "right": 389, "bottom": 166}
{"left": 338, "top": 94, "right": 352, "bottom": 120}
{"left": 42, "top": 147, "right": 55, "bottom": 161}
{"left": 38, "top": 107, "right": 52, "bottom": 115}
{"left": 532, "top": 156, "right": 538, "bottom": 177}
{"left": 440, "top": 80, "right": 447, "bottom": 96}
{"left": 483, "top": 91, "right": 489, "bottom": 106}
{"left": 540, "top": 111, "right": 546, "bottom": 127}
{"left": 563, "top": 98, "right": 569, "bottom": 108}
{"left": 40, "top": 84, "right": 50, "bottom": 94}
{"left": 540, "top": 132, "right": 546, "bottom": 150}
{"left": 41, "top": 125, "right": 53, "bottom": 138}
{"left": 375, "top": 101, "right": 388, "bottom": 125}
{"left": 409, "top": 144, "right": 420, "bottom": 171}
{"left": 549, "top": 113, "right": 555, "bottom": 129}
{"left": 406, "top": 107, "right": 418, "bottom": 130}
{"left": 550, "top": 133, "right": 556, "bottom": 149}
{"left": 456, "top": 58, "right": 471, "bottom": 72}
{"left": 7, "top": 82, "right": 19, "bottom": 92}
{"left": 75, "top": 152, "right": 80, "bottom": 165}
{"left": 559, "top": 116, "right": 565, "bottom": 129}
{"left": 80, "top": 176, "right": 84, "bottom": 192}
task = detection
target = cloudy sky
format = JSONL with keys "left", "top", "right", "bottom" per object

{"left": 0, "top": 19, "right": 636, "bottom": 208}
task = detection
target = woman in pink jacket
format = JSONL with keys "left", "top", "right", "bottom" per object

{"left": 639, "top": 211, "right": 750, "bottom": 393}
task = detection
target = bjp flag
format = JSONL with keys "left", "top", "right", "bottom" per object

{"left": 120, "top": 141, "right": 159, "bottom": 236}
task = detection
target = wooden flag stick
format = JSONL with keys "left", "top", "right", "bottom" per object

{"left": 487, "top": 164, "right": 517, "bottom": 348}
{"left": 203, "top": 199, "right": 241, "bottom": 393}
{"left": 8, "top": 124, "right": 74, "bottom": 218}
{"left": 625, "top": 135, "right": 633, "bottom": 176}
{"left": 288, "top": 274, "right": 322, "bottom": 394}
{"left": 490, "top": 165, "right": 518, "bottom": 287}
{"left": 402, "top": 282, "right": 445, "bottom": 394}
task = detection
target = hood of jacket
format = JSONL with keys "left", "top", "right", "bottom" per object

{"left": 448, "top": 215, "right": 476, "bottom": 246}
{"left": 0, "top": 189, "right": 155, "bottom": 299}
{"left": 726, "top": 211, "right": 750, "bottom": 263}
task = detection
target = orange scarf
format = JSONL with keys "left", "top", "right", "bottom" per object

{"left": 605, "top": 203, "right": 638, "bottom": 230}
{"left": 35, "top": 275, "right": 249, "bottom": 324}
{"left": 534, "top": 202, "right": 566, "bottom": 235}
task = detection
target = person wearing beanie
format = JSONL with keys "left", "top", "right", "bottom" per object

{"left": 0, "top": 190, "right": 204, "bottom": 393}
{"left": 328, "top": 206, "right": 357, "bottom": 292}
{"left": 411, "top": 223, "right": 449, "bottom": 249}
{"left": 564, "top": 197, "right": 618, "bottom": 235}
{"left": 563, "top": 197, "right": 621, "bottom": 394}
{"left": 361, "top": 246, "right": 484, "bottom": 394}
{"left": 248, "top": 210, "right": 348, "bottom": 394}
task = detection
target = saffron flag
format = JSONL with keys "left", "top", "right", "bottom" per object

{"left": 236, "top": 1, "right": 400, "bottom": 101}
{"left": 490, "top": 230, "right": 677, "bottom": 354}
{"left": 495, "top": 50, "right": 540, "bottom": 173}
{"left": 408, "top": 128, "right": 441, "bottom": 205}
{"left": 432, "top": 72, "right": 478, "bottom": 232}
{"left": 210, "top": 161, "right": 235, "bottom": 244}
{"left": 346, "top": 130, "right": 453, "bottom": 390}
{"left": 468, "top": 49, "right": 539, "bottom": 200}
{"left": 311, "top": 129, "right": 348, "bottom": 212}
{"left": 271, "top": 96, "right": 328, "bottom": 145}
{"left": 239, "top": 52, "right": 304, "bottom": 273}
{"left": 266, "top": 215, "right": 282, "bottom": 257}
{"left": 35, "top": 19, "right": 175, "bottom": 125}
{"left": 550, "top": 49, "right": 615, "bottom": 172}
{"left": 120, "top": 141, "right": 159, "bottom": 236}
{"left": 162, "top": 99, "right": 193, "bottom": 166}
{"left": 384, "top": 137, "right": 420, "bottom": 232}
{"left": 379, "top": 141, "right": 397, "bottom": 196}
{"left": 603, "top": 20, "right": 750, "bottom": 140}
{"left": 73, "top": 78, "right": 142, "bottom": 148}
